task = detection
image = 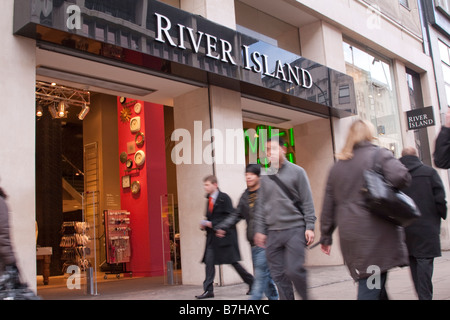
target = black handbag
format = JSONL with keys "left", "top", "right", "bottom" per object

{"left": 361, "top": 148, "right": 421, "bottom": 227}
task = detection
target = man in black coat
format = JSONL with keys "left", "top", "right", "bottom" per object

{"left": 195, "top": 175, "right": 253, "bottom": 299}
{"left": 434, "top": 108, "right": 450, "bottom": 169}
{"left": 400, "top": 147, "right": 447, "bottom": 300}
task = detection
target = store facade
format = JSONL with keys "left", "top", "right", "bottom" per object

{"left": 3, "top": 0, "right": 449, "bottom": 293}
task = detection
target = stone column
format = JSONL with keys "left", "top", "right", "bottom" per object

{"left": 176, "top": 0, "right": 251, "bottom": 288}
{"left": 173, "top": 85, "right": 251, "bottom": 286}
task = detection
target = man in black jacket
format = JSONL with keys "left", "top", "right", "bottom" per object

{"left": 195, "top": 175, "right": 253, "bottom": 299}
{"left": 434, "top": 108, "right": 450, "bottom": 169}
{"left": 400, "top": 147, "right": 447, "bottom": 300}
{"left": 215, "top": 164, "right": 278, "bottom": 300}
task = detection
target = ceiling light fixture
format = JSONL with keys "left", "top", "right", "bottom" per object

{"left": 58, "top": 101, "right": 67, "bottom": 118}
{"left": 48, "top": 103, "right": 58, "bottom": 119}
{"left": 36, "top": 105, "right": 43, "bottom": 117}
{"left": 36, "top": 81, "right": 91, "bottom": 120}
{"left": 78, "top": 104, "right": 90, "bottom": 120}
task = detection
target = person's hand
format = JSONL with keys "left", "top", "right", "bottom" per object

{"left": 305, "top": 230, "right": 315, "bottom": 246}
{"left": 445, "top": 108, "right": 450, "bottom": 127}
{"left": 215, "top": 229, "right": 226, "bottom": 238}
{"left": 200, "top": 220, "right": 212, "bottom": 230}
{"left": 321, "top": 244, "right": 331, "bottom": 255}
{"left": 254, "top": 232, "right": 267, "bottom": 248}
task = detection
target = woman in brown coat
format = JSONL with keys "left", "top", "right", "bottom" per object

{"left": 320, "top": 119, "right": 411, "bottom": 300}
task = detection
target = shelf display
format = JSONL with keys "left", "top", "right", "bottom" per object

{"left": 60, "top": 221, "right": 91, "bottom": 273}
{"left": 104, "top": 210, "right": 131, "bottom": 265}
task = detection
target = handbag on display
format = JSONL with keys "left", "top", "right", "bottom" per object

{"left": 361, "top": 147, "right": 421, "bottom": 227}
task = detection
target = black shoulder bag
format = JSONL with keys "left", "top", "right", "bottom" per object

{"left": 268, "top": 175, "right": 303, "bottom": 215}
{"left": 362, "top": 147, "right": 421, "bottom": 227}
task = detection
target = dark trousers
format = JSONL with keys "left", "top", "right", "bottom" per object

{"left": 409, "top": 256, "right": 434, "bottom": 300}
{"left": 357, "top": 271, "right": 388, "bottom": 300}
{"left": 203, "top": 246, "right": 254, "bottom": 292}
{"left": 265, "top": 226, "right": 308, "bottom": 300}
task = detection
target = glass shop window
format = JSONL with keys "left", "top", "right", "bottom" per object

{"left": 439, "top": 40, "right": 450, "bottom": 106}
{"left": 343, "top": 40, "right": 403, "bottom": 157}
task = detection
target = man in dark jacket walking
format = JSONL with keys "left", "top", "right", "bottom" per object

{"left": 400, "top": 147, "right": 447, "bottom": 300}
{"left": 196, "top": 175, "right": 254, "bottom": 299}
{"left": 215, "top": 164, "right": 279, "bottom": 300}
{"left": 434, "top": 108, "right": 450, "bottom": 169}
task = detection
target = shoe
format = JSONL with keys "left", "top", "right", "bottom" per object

{"left": 246, "top": 281, "right": 253, "bottom": 295}
{"left": 195, "top": 291, "right": 214, "bottom": 299}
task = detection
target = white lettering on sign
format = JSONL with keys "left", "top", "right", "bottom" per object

{"left": 154, "top": 13, "right": 313, "bottom": 89}
{"left": 155, "top": 13, "right": 236, "bottom": 65}
{"left": 242, "top": 45, "right": 313, "bottom": 88}
{"left": 408, "top": 113, "right": 434, "bottom": 129}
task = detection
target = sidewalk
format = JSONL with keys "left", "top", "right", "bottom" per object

{"left": 37, "top": 251, "right": 450, "bottom": 300}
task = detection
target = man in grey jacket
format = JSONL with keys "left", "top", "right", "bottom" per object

{"left": 254, "top": 137, "right": 316, "bottom": 300}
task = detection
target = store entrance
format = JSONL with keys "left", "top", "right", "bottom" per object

{"left": 35, "top": 80, "right": 182, "bottom": 295}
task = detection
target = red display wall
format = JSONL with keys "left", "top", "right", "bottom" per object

{"left": 117, "top": 98, "right": 169, "bottom": 277}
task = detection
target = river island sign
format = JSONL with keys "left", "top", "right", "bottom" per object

{"left": 406, "top": 106, "right": 435, "bottom": 130}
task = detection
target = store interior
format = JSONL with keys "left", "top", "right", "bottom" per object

{"left": 35, "top": 81, "right": 183, "bottom": 293}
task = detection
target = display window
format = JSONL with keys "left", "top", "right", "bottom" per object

{"left": 343, "top": 40, "right": 403, "bottom": 157}
{"left": 35, "top": 78, "right": 182, "bottom": 296}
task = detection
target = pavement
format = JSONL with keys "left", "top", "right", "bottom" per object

{"left": 36, "top": 250, "right": 450, "bottom": 301}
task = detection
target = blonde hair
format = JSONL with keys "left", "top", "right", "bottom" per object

{"left": 336, "top": 119, "right": 376, "bottom": 160}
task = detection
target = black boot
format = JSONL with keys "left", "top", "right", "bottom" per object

{"left": 195, "top": 291, "right": 214, "bottom": 299}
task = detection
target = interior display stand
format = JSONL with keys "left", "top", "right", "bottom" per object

{"left": 104, "top": 210, "right": 132, "bottom": 279}
{"left": 60, "top": 221, "right": 90, "bottom": 273}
